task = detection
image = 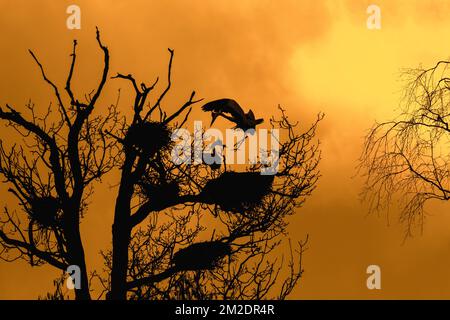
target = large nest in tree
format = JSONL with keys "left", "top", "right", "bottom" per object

{"left": 200, "top": 171, "right": 274, "bottom": 212}
{"left": 173, "top": 241, "right": 231, "bottom": 271}
{"left": 125, "top": 121, "right": 172, "bottom": 157}
{"left": 28, "top": 196, "right": 61, "bottom": 228}
{"left": 139, "top": 181, "right": 180, "bottom": 210}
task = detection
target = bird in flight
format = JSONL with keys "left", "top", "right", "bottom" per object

{"left": 202, "top": 99, "right": 264, "bottom": 131}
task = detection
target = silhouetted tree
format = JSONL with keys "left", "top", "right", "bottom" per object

{"left": 360, "top": 60, "right": 450, "bottom": 236}
{"left": 100, "top": 47, "right": 323, "bottom": 299}
{"left": 0, "top": 31, "right": 323, "bottom": 300}
{"left": 0, "top": 29, "right": 119, "bottom": 300}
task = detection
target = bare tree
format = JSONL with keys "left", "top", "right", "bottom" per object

{"left": 101, "top": 47, "right": 323, "bottom": 299}
{"left": 360, "top": 60, "right": 450, "bottom": 236}
{"left": 0, "top": 29, "right": 119, "bottom": 299}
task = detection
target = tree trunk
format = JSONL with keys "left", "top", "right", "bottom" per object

{"left": 109, "top": 154, "right": 135, "bottom": 300}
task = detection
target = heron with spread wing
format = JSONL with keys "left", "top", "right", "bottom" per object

{"left": 202, "top": 98, "right": 264, "bottom": 131}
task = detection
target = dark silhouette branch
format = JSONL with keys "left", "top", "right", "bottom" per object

{"left": 126, "top": 267, "right": 177, "bottom": 290}
{"left": 360, "top": 59, "right": 450, "bottom": 237}
{"left": 1, "top": 31, "right": 322, "bottom": 300}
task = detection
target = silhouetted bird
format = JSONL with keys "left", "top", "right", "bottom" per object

{"left": 202, "top": 99, "right": 264, "bottom": 131}
{"left": 203, "top": 139, "right": 225, "bottom": 170}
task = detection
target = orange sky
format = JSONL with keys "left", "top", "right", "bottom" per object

{"left": 2, "top": 0, "right": 450, "bottom": 299}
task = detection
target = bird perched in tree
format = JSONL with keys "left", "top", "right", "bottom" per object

{"left": 202, "top": 99, "right": 264, "bottom": 131}
{"left": 203, "top": 139, "right": 225, "bottom": 170}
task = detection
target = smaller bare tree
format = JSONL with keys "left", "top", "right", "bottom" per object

{"left": 360, "top": 60, "right": 450, "bottom": 236}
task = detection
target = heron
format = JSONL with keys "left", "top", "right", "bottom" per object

{"left": 202, "top": 98, "right": 264, "bottom": 131}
